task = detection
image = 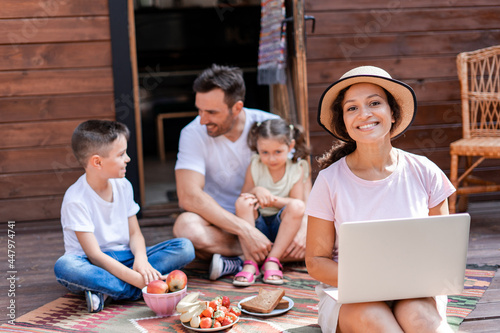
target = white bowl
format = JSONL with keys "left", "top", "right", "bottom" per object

{"left": 142, "top": 285, "right": 187, "bottom": 316}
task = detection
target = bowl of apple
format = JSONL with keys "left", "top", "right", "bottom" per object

{"left": 142, "top": 270, "right": 188, "bottom": 317}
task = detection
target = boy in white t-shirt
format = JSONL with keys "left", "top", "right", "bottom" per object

{"left": 54, "top": 120, "right": 195, "bottom": 313}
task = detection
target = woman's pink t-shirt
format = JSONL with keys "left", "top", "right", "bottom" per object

{"left": 305, "top": 148, "right": 455, "bottom": 261}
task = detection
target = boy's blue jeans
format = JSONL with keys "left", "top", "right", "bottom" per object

{"left": 54, "top": 238, "right": 195, "bottom": 301}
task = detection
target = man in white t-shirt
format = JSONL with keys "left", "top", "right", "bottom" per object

{"left": 174, "top": 64, "right": 306, "bottom": 280}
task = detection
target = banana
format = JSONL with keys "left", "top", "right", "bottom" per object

{"left": 177, "top": 301, "right": 202, "bottom": 314}
{"left": 179, "top": 292, "right": 200, "bottom": 304}
{"left": 190, "top": 315, "right": 201, "bottom": 328}
{"left": 179, "top": 302, "right": 206, "bottom": 323}
{"left": 176, "top": 292, "right": 200, "bottom": 313}
{"left": 180, "top": 305, "right": 200, "bottom": 322}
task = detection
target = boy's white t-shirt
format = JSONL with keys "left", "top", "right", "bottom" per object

{"left": 305, "top": 148, "right": 456, "bottom": 261}
{"left": 61, "top": 174, "right": 140, "bottom": 256}
{"left": 175, "top": 107, "right": 278, "bottom": 213}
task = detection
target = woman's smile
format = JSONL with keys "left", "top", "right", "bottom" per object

{"left": 357, "top": 122, "right": 379, "bottom": 130}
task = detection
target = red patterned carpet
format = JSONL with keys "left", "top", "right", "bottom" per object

{"left": 1, "top": 265, "right": 496, "bottom": 332}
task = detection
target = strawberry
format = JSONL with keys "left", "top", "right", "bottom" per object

{"left": 201, "top": 307, "right": 214, "bottom": 318}
{"left": 199, "top": 317, "right": 212, "bottom": 329}
{"left": 226, "top": 312, "right": 238, "bottom": 323}
{"left": 229, "top": 306, "right": 241, "bottom": 316}
{"left": 212, "top": 296, "right": 223, "bottom": 306}
{"left": 213, "top": 310, "right": 225, "bottom": 323}
{"left": 222, "top": 295, "right": 230, "bottom": 308}
{"left": 208, "top": 300, "right": 218, "bottom": 311}
{"left": 221, "top": 317, "right": 233, "bottom": 326}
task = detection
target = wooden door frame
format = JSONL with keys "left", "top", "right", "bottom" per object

{"left": 290, "top": 0, "right": 310, "bottom": 147}
{"left": 276, "top": 0, "right": 310, "bottom": 145}
{"left": 108, "top": 0, "right": 145, "bottom": 209}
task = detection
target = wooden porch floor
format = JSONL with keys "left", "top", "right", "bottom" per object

{"left": 1, "top": 202, "right": 499, "bottom": 332}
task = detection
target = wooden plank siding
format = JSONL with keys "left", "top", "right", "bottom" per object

{"left": 2, "top": 1, "right": 109, "bottom": 18}
{"left": 0, "top": 0, "right": 114, "bottom": 222}
{"left": 304, "top": 1, "right": 500, "bottom": 203}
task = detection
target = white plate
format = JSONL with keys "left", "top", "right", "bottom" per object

{"left": 238, "top": 296, "right": 294, "bottom": 317}
{"left": 181, "top": 316, "right": 239, "bottom": 332}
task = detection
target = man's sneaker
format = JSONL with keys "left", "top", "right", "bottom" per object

{"left": 84, "top": 290, "right": 104, "bottom": 313}
{"left": 209, "top": 254, "right": 243, "bottom": 281}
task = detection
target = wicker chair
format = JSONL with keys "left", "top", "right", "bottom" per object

{"left": 449, "top": 45, "right": 500, "bottom": 213}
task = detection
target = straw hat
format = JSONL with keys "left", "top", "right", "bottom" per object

{"left": 317, "top": 66, "right": 417, "bottom": 142}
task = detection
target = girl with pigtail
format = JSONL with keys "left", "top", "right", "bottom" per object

{"left": 232, "top": 118, "right": 310, "bottom": 287}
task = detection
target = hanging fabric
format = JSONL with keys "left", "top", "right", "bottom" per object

{"left": 257, "top": 0, "right": 287, "bottom": 85}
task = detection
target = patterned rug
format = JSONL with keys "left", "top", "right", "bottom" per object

{"left": 1, "top": 264, "right": 496, "bottom": 332}
{"left": 447, "top": 264, "right": 498, "bottom": 331}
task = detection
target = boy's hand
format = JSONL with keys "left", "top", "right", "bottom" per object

{"left": 133, "top": 257, "right": 164, "bottom": 286}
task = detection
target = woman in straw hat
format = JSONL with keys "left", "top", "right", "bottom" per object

{"left": 305, "top": 66, "right": 455, "bottom": 332}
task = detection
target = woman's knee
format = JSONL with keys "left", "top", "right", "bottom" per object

{"left": 339, "top": 302, "right": 399, "bottom": 332}
{"left": 394, "top": 298, "right": 449, "bottom": 332}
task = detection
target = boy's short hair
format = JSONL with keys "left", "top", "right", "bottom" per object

{"left": 72, "top": 120, "right": 130, "bottom": 167}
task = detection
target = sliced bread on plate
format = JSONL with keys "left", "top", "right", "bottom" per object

{"left": 240, "top": 288, "right": 285, "bottom": 313}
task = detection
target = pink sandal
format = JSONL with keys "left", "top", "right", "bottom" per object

{"left": 233, "top": 260, "right": 260, "bottom": 287}
{"left": 261, "top": 257, "right": 284, "bottom": 285}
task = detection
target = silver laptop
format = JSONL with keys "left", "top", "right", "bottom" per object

{"left": 325, "top": 213, "right": 470, "bottom": 304}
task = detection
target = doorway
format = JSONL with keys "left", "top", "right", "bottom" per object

{"left": 133, "top": 0, "right": 269, "bottom": 212}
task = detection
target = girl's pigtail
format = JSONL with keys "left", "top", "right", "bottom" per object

{"left": 291, "top": 124, "right": 311, "bottom": 163}
{"left": 247, "top": 121, "right": 260, "bottom": 153}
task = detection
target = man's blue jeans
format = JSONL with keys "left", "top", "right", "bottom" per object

{"left": 54, "top": 238, "right": 195, "bottom": 301}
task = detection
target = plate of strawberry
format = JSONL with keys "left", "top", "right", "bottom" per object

{"left": 179, "top": 295, "right": 241, "bottom": 331}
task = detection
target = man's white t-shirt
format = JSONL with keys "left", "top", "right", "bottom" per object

{"left": 175, "top": 107, "right": 278, "bottom": 213}
{"left": 61, "top": 175, "right": 141, "bottom": 255}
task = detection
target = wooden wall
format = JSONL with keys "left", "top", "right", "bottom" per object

{"left": 305, "top": 1, "right": 500, "bottom": 200}
{"left": 3, "top": 1, "right": 500, "bottom": 223}
{"left": 0, "top": 1, "right": 114, "bottom": 222}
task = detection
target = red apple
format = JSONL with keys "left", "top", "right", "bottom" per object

{"left": 146, "top": 279, "right": 168, "bottom": 294}
{"left": 166, "top": 270, "right": 187, "bottom": 292}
